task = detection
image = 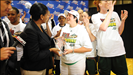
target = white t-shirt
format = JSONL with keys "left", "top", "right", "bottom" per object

{"left": 52, "top": 23, "right": 69, "bottom": 60}
{"left": 51, "top": 23, "right": 69, "bottom": 38}
{"left": 8, "top": 22, "right": 26, "bottom": 61}
{"left": 3, "top": 16, "right": 23, "bottom": 24}
{"left": 60, "top": 24, "right": 92, "bottom": 63}
{"left": 82, "top": 23, "right": 97, "bottom": 57}
{"left": 91, "top": 12, "right": 126, "bottom": 57}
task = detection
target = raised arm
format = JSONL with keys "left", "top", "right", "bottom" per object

{"left": 119, "top": 10, "right": 128, "bottom": 35}
{"left": 99, "top": 1, "right": 116, "bottom": 31}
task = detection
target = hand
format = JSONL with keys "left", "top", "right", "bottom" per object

{"left": 21, "top": 11, "right": 26, "bottom": 22}
{"left": 23, "top": 11, "right": 26, "bottom": 16}
{"left": 121, "top": 10, "right": 128, "bottom": 21}
{"left": 63, "top": 49, "right": 73, "bottom": 55}
{"left": 0, "top": 47, "right": 16, "bottom": 61}
{"left": 50, "top": 14, "right": 54, "bottom": 19}
{"left": 83, "top": 18, "right": 89, "bottom": 27}
{"left": 46, "top": 18, "right": 49, "bottom": 24}
{"left": 50, "top": 48, "right": 60, "bottom": 56}
{"left": 107, "top": 0, "right": 116, "bottom": 11}
{"left": 54, "top": 29, "right": 62, "bottom": 38}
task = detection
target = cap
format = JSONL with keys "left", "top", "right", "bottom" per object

{"left": 58, "top": 13, "right": 66, "bottom": 18}
{"left": 67, "top": 10, "right": 79, "bottom": 20}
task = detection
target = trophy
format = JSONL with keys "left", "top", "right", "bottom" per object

{"left": 53, "top": 37, "right": 66, "bottom": 55}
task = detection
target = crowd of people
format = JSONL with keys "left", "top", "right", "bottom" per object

{"left": 0, "top": 0, "right": 128, "bottom": 75}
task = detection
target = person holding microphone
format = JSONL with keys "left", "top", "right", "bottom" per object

{"left": 0, "top": 0, "right": 17, "bottom": 75}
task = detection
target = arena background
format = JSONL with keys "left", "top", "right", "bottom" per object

{"left": 11, "top": 0, "right": 88, "bottom": 25}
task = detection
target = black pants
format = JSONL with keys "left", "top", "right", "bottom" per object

{"left": 16, "top": 61, "right": 21, "bottom": 75}
{"left": 55, "top": 60, "right": 60, "bottom": 75}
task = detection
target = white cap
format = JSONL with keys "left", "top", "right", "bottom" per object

{"left": 67, "top": 10, "right": 79, "bottom": 20}
{"left": 58, "top": 13, "right": 66, "bottom": 18}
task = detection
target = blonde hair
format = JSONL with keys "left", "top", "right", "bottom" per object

{"left": 93, "top": 0, "right": 101, "bottom": 12}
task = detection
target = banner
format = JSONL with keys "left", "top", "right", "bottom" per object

{"left": 11, "top": 0, "right": 89, "bottom": 24}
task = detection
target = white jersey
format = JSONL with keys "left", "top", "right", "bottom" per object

{"left": 8, "top": 22, "right": 26, "bottom": 61}
{"left": 91, "top": 12, "right": 126, "bottom": 57}
{"left": 60, "top": 24, "right": 92, "bottom": 63}
{"left": 83, "top": 23, "right": 97, "bottom": 57}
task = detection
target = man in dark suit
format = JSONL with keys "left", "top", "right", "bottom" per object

{"left": 0, "top": 0, "right": 17, "bottom": 75}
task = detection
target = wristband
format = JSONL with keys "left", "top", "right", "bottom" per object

{"left": 72, "top": 49, "right": 74, "bottom": 53}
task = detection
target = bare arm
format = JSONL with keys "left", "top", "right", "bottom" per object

{"left": 63, "top": 47, "right": 92, "bottom": 55}
{"left": 84, "top": 18, "right": 96, "bottom": 42}
{"left": 119, "top": 10, "right": 128, "bottom": 35}
{"left": 99, "top": 1, "right": 116, "bottom": 31}
{"left": 53, "top": 29, "right": 62, "bottom": 38}
{"left": 46, "top": 22, "right": 52, "bottom": 37}
{"left": 21, "top": 11, "right": 26, "bottom": 23}
{"left": 85, "top": 26, "right": 96, "bottom": 42}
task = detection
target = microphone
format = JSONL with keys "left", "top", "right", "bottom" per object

{"left": 1, "top": 32, "right": 27, "bottom": 75}
{"left": 12, "top": 32, "right": 27, "bottom": 47}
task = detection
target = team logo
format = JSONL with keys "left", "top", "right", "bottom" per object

{"left": 83, "top": 8, "right": 88, "bottom": 11}
{"left": 17, "top": 1, "right": 27, "bottom": 5}
{"left": 62, "top": 1, "right": 69, "bottom": 3}
{"left": 80, "top": 1, "right": 85, "bottom": 6}
{"left": 56, "top": 4, "right": 64, "bottom": 9}
{"left": 46, "top": 3, "right": 54, "bottom": 8}
{"left": 75, "top": 7, "right": 81, "bottom": 11}
{"left": 53, "top": 11, "right": 60, "bottom": 16}
{"left": 72, "top": 1, "right": 78, "bottom": 5}
{"left": 24, "top": 18, "right": 30, "bottom": 24}
{"left": 67, "top": 5, "right": 73, "bottom": 10}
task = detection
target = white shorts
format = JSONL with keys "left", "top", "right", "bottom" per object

{"left": 60, "top": 58, "right": 85, "bottom": 75}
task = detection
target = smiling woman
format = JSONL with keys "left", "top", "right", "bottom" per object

{"left": 59, "top": 10, "right": 92, "bottom": 75}
{"left": 20, "top": 3, "right": 60, "bottom": 75}
{"left": 7, "top": 7, "right": 20, "bottom": 25}
{"left": 0, "top": 0, "right": 17, "bottom": 75}
{"left": 7, "top": 7, "right": 26, "bottom": 75}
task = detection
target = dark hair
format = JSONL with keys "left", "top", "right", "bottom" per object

{"left": 85, "top": 11, "right": 92, "bottom": 16}
{"left": 12, "top": 7, "right": 19, "bottom": 14}
{"left": 73, "top": 15, "right": 78, "bottom": 23}
{"left": 85, "top": 11, "right": 92, "bottom": 23}
{"left": 29, "top": 3, "right": 48, "bottom": 21}
{"left": 93, "top": 0, "right": 101, "bottom": 12}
